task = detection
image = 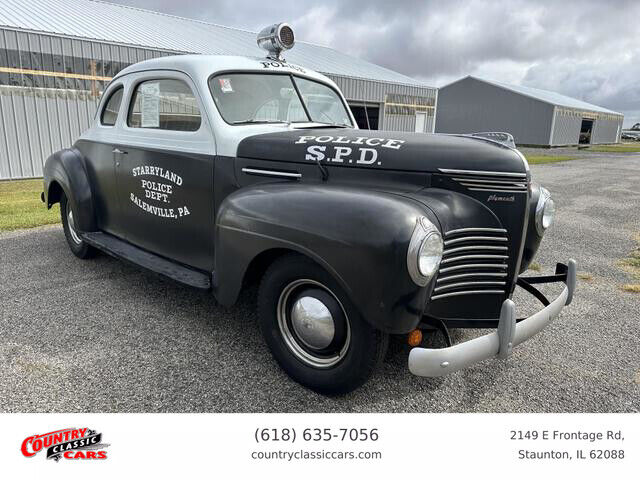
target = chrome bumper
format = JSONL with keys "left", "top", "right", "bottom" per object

{"left": 408, "top": 259, "right": 577, "bottom": 377}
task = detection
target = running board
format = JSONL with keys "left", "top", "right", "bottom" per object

{"left": 82, "top": 232, "right": 211, "bottom": 290}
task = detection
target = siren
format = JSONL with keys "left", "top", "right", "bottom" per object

{"left": 257, "top": 23, "right": 295, "bottom": 61}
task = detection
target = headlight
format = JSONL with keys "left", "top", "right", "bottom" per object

{"left": 407, "top": 217, "right": 443, "bottom": 286}
{"left": 535, "top": 187, "right": 555, "bottom": 235}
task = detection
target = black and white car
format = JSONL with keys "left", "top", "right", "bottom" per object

{"left": 42, "top": 24, "right": 576, "bottom": 394}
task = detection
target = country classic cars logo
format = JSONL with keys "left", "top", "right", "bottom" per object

{"left": 21, "top": 427, "right": 109, "bottom": 461}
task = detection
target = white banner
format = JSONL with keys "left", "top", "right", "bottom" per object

{"left": 1, "top": 413, "right": 637, "bottom": 478}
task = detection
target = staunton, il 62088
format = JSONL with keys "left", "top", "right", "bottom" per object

{"left": 42, "top": 24, "right": 576, "bottom": 394}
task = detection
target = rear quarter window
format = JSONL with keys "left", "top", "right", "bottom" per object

{"left": 100, "top": 86, "right": 124, "bottom": 126}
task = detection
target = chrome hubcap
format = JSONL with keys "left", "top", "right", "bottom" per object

{"left": 291, "top": 296, "right": 335, "bottom": 350}
{"left": 277, "top": 279, "right": 350, "bottom": 368}
{"left": 67, "top": 207, "right": 82, "bottom": 244}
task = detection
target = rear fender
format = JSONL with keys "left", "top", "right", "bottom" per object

{"left": 43, "top": 147, "right": 97, "bottom": 232}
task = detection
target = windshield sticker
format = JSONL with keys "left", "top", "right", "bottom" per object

{"left": 219, "top": 78, "right": 233, "bottom": 93}
{"left": 295, "top": 135, "right": 405, "bottom": 166}
{"left": 140, "top": 82, "right": 160, "bottom": 128}
{"left": 130, "top": 166, "right": 190, "bottom": 219}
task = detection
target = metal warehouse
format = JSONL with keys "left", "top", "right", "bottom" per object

{"left": 0, "top": 0, "right": 437, "bottom": 180}
{"left": 436, "top": 76, "right": 623, "bottom": 147}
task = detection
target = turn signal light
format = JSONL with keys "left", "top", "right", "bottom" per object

{"left": 407, "top": 329, "right": 423, "bottom": 347}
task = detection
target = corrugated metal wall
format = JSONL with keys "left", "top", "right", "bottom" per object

{"left": 436, "top": 77, "right": 555, "bottom": 145}
{"left": 0, "top": 85, "right": 98, "bottom": 178}
{"left": 550, "top": 108, "right": 624, "bottom": 145}
{"left": 592, "top": 115, "right": 623, "bottom": 144}
{"left": 327, "top": 74, "right": 437, "bottom": 132}
{"left": 0, "top": 28, "right": 174, "bottom": 179}
{"left": 550, "top": 109, "right": 582, "bottom": 146}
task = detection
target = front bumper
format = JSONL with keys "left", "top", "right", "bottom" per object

{"left": 408, "top": 259, "right": 576, "bottom": 377}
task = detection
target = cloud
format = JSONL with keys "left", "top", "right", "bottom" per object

{"left": 109, "top": 0, "right": 640, "bottom": 125}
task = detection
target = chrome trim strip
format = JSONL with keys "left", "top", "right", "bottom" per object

{"left": 460, "top": 182, "right": 527, "bottom": 190}
{"left": 434, "top": 281, "right": 507, "bottom": 293}
{"left": 443, "top": 245, "right": 508, "bottom": 256}
{"left": 439, "top": 263, "right": 509, "bottom": 273}
{"left": 441, "top": 254, "right": 508, "bottom": 264}
{"left": 439, "top": 168, "right": 527, "bottom": 178}
{"left": 444, "top": 236, "right": 508, "bottom": 246}
{"left": 467, "top": 188, "right": 528, "bottom": 193}
{"left": 452, "top": 177, "right": 527, "bottom": 185}
{"left": 436, "top": 272, "right": 507, "bottom": 283}
{"left": 241, "top": 168, "right": 302, "bottom": 179}
{"left": 431, "top": 290, "right": 505, "bottom": 300}
{"left": 445, "top": 228, "right": 507, "bottom": 236}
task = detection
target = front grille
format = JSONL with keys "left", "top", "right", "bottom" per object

{"left": 438, "top": 168, "right": 528, "bottom": 193}
{"left": 431, "top": 228, "right": 509, "bottom": 301}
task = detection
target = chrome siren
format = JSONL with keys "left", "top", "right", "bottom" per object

{"left": 257, "top": 23, "right": 295, "bottom": 61}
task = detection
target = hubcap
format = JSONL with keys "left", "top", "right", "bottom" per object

{"left": 291, "top": 296, "right": 335, "bottom": 350}
{"left": 277, "top": 279, "right": 351, "bottom": 368}
{"left": 67, "top": 206, "right": 82, "bottom": 244}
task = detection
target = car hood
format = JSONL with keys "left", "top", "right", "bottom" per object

{"left": 236, "top": 128, "right": 528, "bottom": 174}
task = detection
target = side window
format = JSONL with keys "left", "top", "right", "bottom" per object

{"left": 100, "top": 86, "right": 123, "bottom": 126}
{"left": 128, "top": 79, "right": 202, "bottom": 132}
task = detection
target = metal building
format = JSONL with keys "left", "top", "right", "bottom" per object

{"left": 0, "top": 0, "right": 437, "bottom": 180}
{"left": 436, "top": 76, "right": 624, "bottom": 147}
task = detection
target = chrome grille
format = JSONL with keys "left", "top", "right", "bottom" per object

{"left": 438, "top": 168, "right": 528, "bottom": 193}
{"left": 431, "top": 228, "right": 509, "bottom": 301}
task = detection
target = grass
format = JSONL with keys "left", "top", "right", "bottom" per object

{"left": 524, "top": 155, "right": 577, "bottom": 165}
{"left": 618, "top": 233, "right": 640, "bottom": 294}
{"left": 528, "top": 262, "right": 541, "bottom": 272}
{"left": 577, "top": 272, "right": 594, "bottom": 282}
{"left": 585, "top": 144, "right": 640, "bottom": 153}
{"left": 0, "top": 179, "right": 60, "bottom": 232}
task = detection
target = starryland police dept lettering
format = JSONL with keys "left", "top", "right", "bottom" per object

{"left": 130, "top": 165, "right": 191, "bottom": 219}
{"left": 295, "top": 135, "right": 405, "bottom": 166}
{"left": 21, "top": 427, "right": 108, "bottom": 461}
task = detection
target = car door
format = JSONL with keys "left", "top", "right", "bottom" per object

{"left": 76, "top": 82, "right": 128, "bottom": 238}
{"left": 114, "top": 72, "right": 216, "bottom": 271}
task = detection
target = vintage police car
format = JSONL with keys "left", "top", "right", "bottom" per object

{"left": 42, "top": 24, "right": 576, "bottom": 394}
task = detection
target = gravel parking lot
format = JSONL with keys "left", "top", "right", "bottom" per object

{"left": 1, "top": 151, "right": 639, "bottom": 413}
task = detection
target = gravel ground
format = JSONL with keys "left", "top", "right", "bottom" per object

{"left": 1, "top": 152, "right": 639, "bottom": 413}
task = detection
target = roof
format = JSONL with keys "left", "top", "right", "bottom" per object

{"left": 116, "top": 54, "right": 336, "bottom": 87}
{"left": 0, "top": 0, "right": 432, "bottom": 89}
{"left": 445, "top": 76, "right": 622, "bottom": 116}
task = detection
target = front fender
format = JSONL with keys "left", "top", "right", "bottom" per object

{"left": 43, "top": 147, "right": 96, "bottom": 232}
{"left": 215, "top": 182, "right": 438, "bottom": 334}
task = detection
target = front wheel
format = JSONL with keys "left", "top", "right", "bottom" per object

{"left": 258, "top": 254, "right": 388, "bottom": 394}
{"left": 60, "top": 193, "right": 96, "bottom": 259}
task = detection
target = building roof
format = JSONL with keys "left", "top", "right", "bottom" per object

{"left": 446, "top": 75, "right": 622, "bottom": 116}
{"left": 0, "top": 0, "right": 431, "bottom": 89}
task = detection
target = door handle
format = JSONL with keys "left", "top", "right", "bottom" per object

{"left": 112, "top": 148, "right": 128, "bottom": 155}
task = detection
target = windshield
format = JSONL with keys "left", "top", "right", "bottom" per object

{"left": 209, "top": 73, "right": 353, "bottom": 127}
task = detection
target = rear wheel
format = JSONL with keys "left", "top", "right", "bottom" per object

{"left": 60, "top": 193, "right": 96, "bottom": 259}
{"left": 258, "top": 254, "right": 388, "bottom": 394}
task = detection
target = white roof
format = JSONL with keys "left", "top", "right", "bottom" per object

{"left": 449, "top": 76, "right": 622, "bottom": 116}
{"left": 0, "top": 0, "right": 431, "bottom": 88}
{"left": 116, "top": 54, "right": 335, "bottom": 85}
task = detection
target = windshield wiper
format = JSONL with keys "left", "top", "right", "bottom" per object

{"left": 298, "top": 122, "right": 352, "bottom": 129}
{"left": 293, "top": 121, "right": 353, "bottom": 128}
{"left": 231, "top": 119, "right": 290, "bottom": 125}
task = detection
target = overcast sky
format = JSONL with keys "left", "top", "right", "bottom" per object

{"left": 110, "top": 0, "right": 639, "bottom": 126}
